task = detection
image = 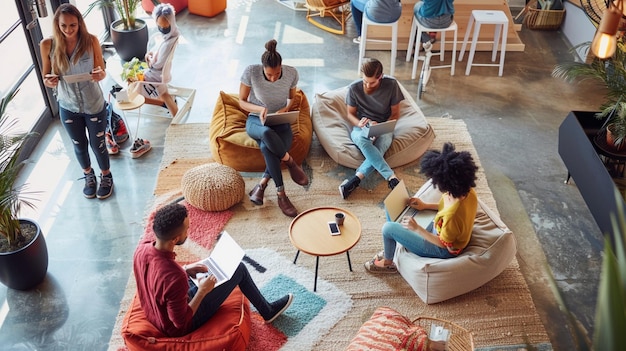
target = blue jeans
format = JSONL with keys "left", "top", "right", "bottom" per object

{"left": 382, "top": 221, "right": 455, "bottom": 259}
{"left": 414, "top": 2, "right": 454, "bottom": 43}
{"left": 246, "top": 114, "right": 293, "bottom": 187}
{"left": 59, "top": 104, "right": 109, "bottom": 172}
{"left": 350, "top": 126, "right": 394, "bottom": 180}
{"left": 351, "top": 0, "right": 367, "bottom": 36}
{"left": 190, "top": 262, "right": 273, "bottom": 330}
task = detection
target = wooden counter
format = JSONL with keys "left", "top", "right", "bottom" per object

{"left": 365, "top": 0, "right": 525, "bottom": 52}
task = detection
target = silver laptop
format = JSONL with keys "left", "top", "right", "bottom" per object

{"left": 364, "top": 119, "right": 397, "bottom": 138}
{"left": 263, "top": 111, "right": 299, "bottom": 126}
{"left": 383, "top": 179, "right": 436, "bottom": 227}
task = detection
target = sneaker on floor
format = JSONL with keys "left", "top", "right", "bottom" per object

{"left": 339, "top": 176, "right": 360, "bottom": 199}
{"left": 82, "top": 169, "right": 97, "bottom": 199}
{"left": 353, "top": 36, "right": 361, "bottom": 44}
{"left": 130, "top": 138, "right": 151, "bottom": 159}
{"left": 388, "top": 178, "right": 400, "bottom": 190}
{"left": 364, "top": 258, "right": 398, "bottom": 274}
{"left": 97, "top": 173, "right": 114, "bottom": 199}
{"left": 106, "top": 133, "right": 119, "bottom": 155}
{"left": 422, "top": 41, "right": 433, "bottom": 52}
{"left": 113, "top": 116, "right": 129, "bottom": 144}
{"left": 264, "top": 293, "right": 294, "bottom": 323}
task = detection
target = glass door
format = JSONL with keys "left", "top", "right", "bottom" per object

{"left": 2, "top": 0, "right": 54, "bottom": 160}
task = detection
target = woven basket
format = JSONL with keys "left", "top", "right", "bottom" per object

{"left": 181, "top": 163, "right": 245, "bottom": 212}
{"left": 412, "top": 317, "right": 475, "bottom": 351}
{"left": 524, "top": 1, "right": 565, "bottom": 30}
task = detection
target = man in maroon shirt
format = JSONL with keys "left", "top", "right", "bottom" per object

{"left": 133, "top": 202, "right": 293, "bottom": 337}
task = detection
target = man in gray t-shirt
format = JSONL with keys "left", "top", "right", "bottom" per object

{"left": 339, "top": 58, "right": 404, "bottom": 199}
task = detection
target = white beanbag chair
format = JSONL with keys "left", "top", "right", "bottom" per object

{"left": 311, "top": 85, "right": 435, "bottom": 169}
{"left": 394, "top": 180, "right": 517, "bottom": 304}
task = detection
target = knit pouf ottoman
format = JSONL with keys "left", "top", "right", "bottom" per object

{"left": 181, "top": 163, "right": 244, "bottom": 212}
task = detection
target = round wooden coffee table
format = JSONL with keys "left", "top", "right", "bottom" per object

{"left": 289, "top": 206, "right": 361, "bottom": 292}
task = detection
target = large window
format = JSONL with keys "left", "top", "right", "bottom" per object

{"left": 1, "top": 1, "right": 49, "bottom": 152}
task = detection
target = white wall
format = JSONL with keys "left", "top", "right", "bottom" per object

{"left": 561, "top": 2, "right": 596, "bottom": 61}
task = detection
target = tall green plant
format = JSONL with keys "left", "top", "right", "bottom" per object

{"left": 0, "top": 88, "right": 37, "bottom": 249}
{"left": 593, "top": 190, "right": 626, "bottom": 349}
{"left": 552, "top": 41, "right": 626, "bottom": 111}
{"left": 86, "top": 0, "right": 141, "bottom": 30}
{"left": 552, "top": 41, "right": 626, "bottom": 147}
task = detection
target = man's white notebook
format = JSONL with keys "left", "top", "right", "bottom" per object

{"left": 191, "top": 231, "right": 245, "bottom": 287}
{"left": 383, "top": 179, "right": 436, "bottom": 227}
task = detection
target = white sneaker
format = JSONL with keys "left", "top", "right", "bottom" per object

{"left": 353, "top": 36, "right": 361, "bottom": 44}
{"left": 422, "top": 41, "right": 433, "bottom": 52}
{"left": 130, "top": 138, "right": 151, "bottom": 159}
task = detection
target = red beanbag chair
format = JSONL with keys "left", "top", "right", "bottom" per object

{"left": 122, "top": 287, "right": 251, "bottom": 351}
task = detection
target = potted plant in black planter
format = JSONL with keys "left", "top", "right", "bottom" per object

{"left": 0, "top": 88, "right": 48, "bottom": 291}
{"left": 87, "top": 0, "right": 149, "bottom": 62}
{"left": 552, "top": 41, "right": 626, "bottom": 151}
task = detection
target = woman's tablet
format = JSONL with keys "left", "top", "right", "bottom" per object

{"left": 263, "top": 111, "right": 299, "bottom": 126}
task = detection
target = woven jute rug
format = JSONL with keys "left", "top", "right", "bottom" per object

{"left": 109, "top": 117, "right": 551, "bottom": 351}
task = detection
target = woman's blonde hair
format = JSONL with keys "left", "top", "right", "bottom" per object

{"left": 51, "top": 3, "right": 92, "bottom": 74}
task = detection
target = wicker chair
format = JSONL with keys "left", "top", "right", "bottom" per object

{"left": 305, "top": 0, "right": 351, "bottom": 35}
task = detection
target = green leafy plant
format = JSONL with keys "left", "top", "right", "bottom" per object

{"left": 121, "top": 57, "right": 148, "bottom": 82}
{"left": 86, "top": 0, "right": 142, "bottom": 30}
{"left": 0, "top": 88, "right": 37, "bottom": 250}
{"left": 553, "top": 41, "right": 626, "bottom": 148}
{"left": 593, "top": 190, "right": 626, "bottom": 349}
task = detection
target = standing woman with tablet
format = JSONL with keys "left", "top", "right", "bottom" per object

{"left": 239, "top": 39, "right": 308, "bottom": 218}
{"left": 40, "top": 3, "right": 113, "bottom": 199}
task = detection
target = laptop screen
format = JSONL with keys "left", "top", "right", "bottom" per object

{"left": 383, "top": 179, "right": 436, "bottom": 225}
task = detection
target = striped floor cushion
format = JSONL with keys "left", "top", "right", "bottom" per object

{"left": 346, "top": 307, "right": 427, "bottom": 351}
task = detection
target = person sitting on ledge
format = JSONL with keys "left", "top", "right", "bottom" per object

{"left": 133, "top": 202, "right": 294, "bottom": 337}
{"left": 127, "top": 3, "right": 179, "bottom": 158}
{"left": 339, "top": 58, "right": 403, "bottom": 199}
{"left": 350, "top": 0, "right": 402, "bottom": 44}
{"left": 365, "top": 142, "right": 478, "bottom": 273}
{"left": 413, "top": 0, "right": 454, "bottom": 51}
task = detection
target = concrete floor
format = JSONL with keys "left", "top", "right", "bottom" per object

{"left": 0, "top": 1, "right": 608, "bottom": 350}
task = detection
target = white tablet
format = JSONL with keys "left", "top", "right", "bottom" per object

{"left": 62, "top": 72, "right": 93, "bottom": 84}
{"left": 263, "top": 111, "right": 299, "bottom": 126}
{"left": 365, "top": 119, "right": 397, "bottom": 137}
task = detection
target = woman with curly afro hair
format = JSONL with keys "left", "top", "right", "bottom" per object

{"left": 365, "top": 142, "right": 479, "bottom": 273}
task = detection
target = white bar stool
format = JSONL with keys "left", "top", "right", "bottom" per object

{"left": 358, "top": 15, "right": 398, "bottom": 76}
{"left": 406, "top": 18, "right": 457, "bottom": 79}
{"left": 458, "top": 10, "right": 508, "bottom": 76}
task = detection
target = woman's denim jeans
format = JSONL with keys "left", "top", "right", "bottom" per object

{"left": 382, "top": 221, "right": 455, "bottom": 259}
{"left": 245, "top": 114, "right": 293, "bottom": 187}
{"left": 59, "top": 104, "right": 109, "bottom": 171}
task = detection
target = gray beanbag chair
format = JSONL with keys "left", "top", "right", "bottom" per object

{"left": 394, "top": 179, "right": 517, "bottom": 304}
{"left": 311, "top": 85, "right": 435, "bottom": 169}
